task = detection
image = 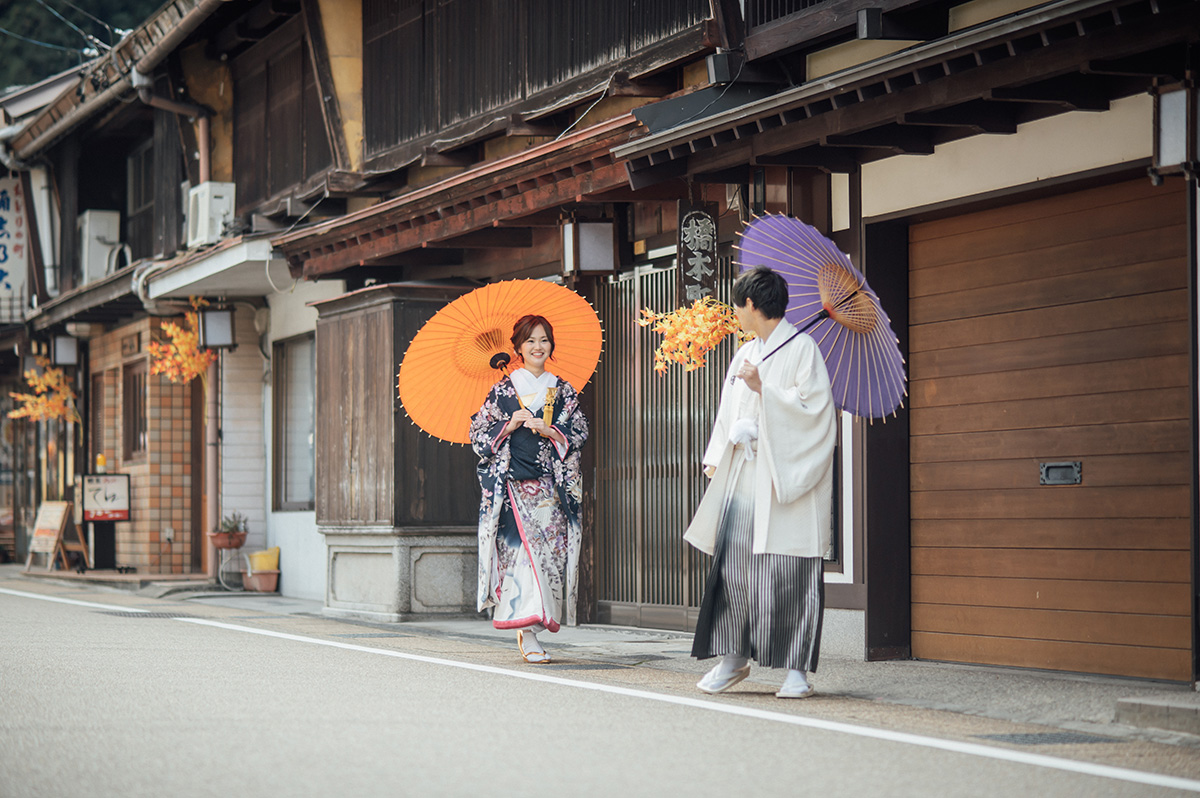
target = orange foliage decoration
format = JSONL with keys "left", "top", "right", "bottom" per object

{"left": 637, "top": 295, "right": 752, "bottom": 374}
{"left": 147, "top": 297, "right": 218, "bottom": 387}
{"left": 8, "top": 356, "right": 81, "bottom": 423}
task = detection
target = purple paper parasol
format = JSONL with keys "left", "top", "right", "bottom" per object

{"left": 736, "top": 214, "right": 907, "bottom": 419}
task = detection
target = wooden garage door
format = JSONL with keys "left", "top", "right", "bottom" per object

{"left": 908, "top": 178, "right": 1192, "bottom": 681}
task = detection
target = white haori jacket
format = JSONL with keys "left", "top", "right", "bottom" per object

{"left": 684, "top": 320, "right": 837, "bottom": 558}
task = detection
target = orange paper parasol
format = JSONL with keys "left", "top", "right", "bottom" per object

{"left": 397, "top": 279, "right": 603, "bottom": 444}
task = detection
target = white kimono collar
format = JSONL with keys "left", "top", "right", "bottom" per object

{"left": 747, "top": 319, "right": 799, "bottom": 366}
{"left": 510, "top": 368, "right": 559, "bottom": 413}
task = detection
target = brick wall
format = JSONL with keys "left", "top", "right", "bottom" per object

{"left": 88, "top": 317, "right": 196, "bottom": 574}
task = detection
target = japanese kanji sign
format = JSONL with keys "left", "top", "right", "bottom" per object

{"left": 83, "top": 474, "right": 131, "bottom": 521}
{"left": 0, "top": 177, "right": 29, "bottom": 323}
{"left": 677, "top": 201, "right": 718, "bottom": 304}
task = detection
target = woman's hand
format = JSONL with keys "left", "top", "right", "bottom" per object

{"left": 505, "top": 408, "right": 534, "bottom": 435}
{"left": 524, "top": 417, "right": 565, "bottom": 445}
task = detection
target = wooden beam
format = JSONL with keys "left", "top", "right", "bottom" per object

{"left": 824, "top": 125, "right": 935, "bottom": 154}
{"left": 302, "top": 0, "right": 351, "bottom": 171}
{"left": 363, "top": 250, "right": 464, "bottom": 267}
{"left": 508, "top": 114, "right": 561, "bottom": 138}
{"left": 988, "top": 74, "right": 1111, "bottom": 111}
{"left": 1087, "top": 46, "right": 1188, "bottom": 79}
{"left": 421, "top": 147, "right": 477, "bottom": 168}
{"left": 757, "top": 147, "right": 859, "bottom": 173}
{"left": 711, "top": 0, "right": 746, "bottom": 50}
{"left": 609, "top": 71, "right": 672, "bottom": 98}
{"left": 494, "top": 210, "right": 563, "bottom": 228}
{"left": 900, "top": 101, "right": 1018, "bottom": 134}
{"left": 583, "top": 182, "right": 690, "bottom": 202}
{"left": 857, "top": 6, "right": 948, "bottom": 41}
{"left": 742, "top": 8, "right": 1200, "bottom": 162}
{"left": 299, "top": 161, "right": 628, "bottom": 277}
{"left": 422, "top": 228, "right": 534, "bottom": 249}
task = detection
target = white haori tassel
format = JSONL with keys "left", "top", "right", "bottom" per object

{"left": 728, "top": 417, "right": 758, "bottom": 460}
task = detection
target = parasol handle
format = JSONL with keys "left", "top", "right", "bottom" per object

{"left": 490, "top": 352, "right": 512, "bottom": 370}
{"left": 799, "top": 308, "right": 830, "bottom": 334}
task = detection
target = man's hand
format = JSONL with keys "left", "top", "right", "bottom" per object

{"left": 737, "top": 361, "right": 762, "bottom": 394}
{"left": 703, "top": 465, "right": 716, "bottom": 479}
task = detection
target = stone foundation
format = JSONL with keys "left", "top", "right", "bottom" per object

{"left": 320, "top": 526, "right": 477, "bottom": 622}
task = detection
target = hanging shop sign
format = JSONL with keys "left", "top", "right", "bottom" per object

{"left": 677, "top": 200, "right": 718, "bottom": 304}
{"left": 0, "top": 177, "right": 29, "bottom": 325}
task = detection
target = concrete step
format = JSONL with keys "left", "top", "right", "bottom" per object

{"left": 1115, "top": 695, "right": 1200, "bottom": 735}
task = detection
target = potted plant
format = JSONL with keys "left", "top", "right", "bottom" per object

{"left": 208, "top": 511, "right": 248, "bottom": 549}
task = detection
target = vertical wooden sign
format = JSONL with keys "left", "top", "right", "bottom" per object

{"left": 677, "top": 200, "right": 719, "bottom": 304}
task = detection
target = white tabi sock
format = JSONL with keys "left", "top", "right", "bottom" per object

{"left": 781, "top": 669, "right": 810, "bottom": 691}
{"left": 716, "top": 653, "right": 749, "bottom": 677}
{"left": 520, "top": 630, "right": 545, "bottom": 655}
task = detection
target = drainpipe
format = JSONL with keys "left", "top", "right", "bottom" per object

{"left": 131, "top": 70, "right": 211, "bottom": 184}
{"left": 206, "top": 358, "right": 219, "bottom": 578}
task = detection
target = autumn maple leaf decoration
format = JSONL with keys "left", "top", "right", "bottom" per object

{"left": 637, "top": 295, "right": 752, "bottom": 374}
{"left": 147, "top": 297, "right": 218, "bottom": 386}
{"left": 8, "top": 356, "right": 81, "bottom": 423}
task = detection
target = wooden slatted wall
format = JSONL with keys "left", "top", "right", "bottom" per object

{"left": 908, "top": 178, "right": 1192, "bottom": 681}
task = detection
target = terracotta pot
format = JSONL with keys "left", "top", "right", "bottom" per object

{"left": 243, "top": 569, "right": 279, "bottom": 593}
{"left": 208, "top": 530, "right": 247, "bottom": 549}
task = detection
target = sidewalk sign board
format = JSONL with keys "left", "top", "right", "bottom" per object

{"left": 24, "top": 501, "right": 90, "bottom": 571}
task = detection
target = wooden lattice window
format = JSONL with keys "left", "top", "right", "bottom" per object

{"left": 122, "top": 360, "right": 147, "bottom": 460}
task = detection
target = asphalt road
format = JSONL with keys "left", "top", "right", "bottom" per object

{"left": 2, "top": 582, "right": 1199, "bottom": 797}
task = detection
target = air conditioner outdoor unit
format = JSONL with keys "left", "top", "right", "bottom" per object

{"left": 187, "top": 181, "right": 235, "bottom": 248}
{"left": 77, "top": 210, "right": 121, "bottom": 285}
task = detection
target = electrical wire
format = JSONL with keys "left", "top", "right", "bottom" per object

{"left": 0, "top": 25, "right": 86, "bottom": 53}
{"left": 34, "top": 0, "right": 107, "bottom": 51}
{"left": 674, "top": 54, "right": 746, "bottom": 128}
{"left": 554, "top": 82, "right": 611, "bottom": 142}
{"left": 49, "top": 0, "right": 117, "bottom": 48}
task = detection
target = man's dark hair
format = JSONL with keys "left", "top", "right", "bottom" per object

{"left": 732, "top": 266, "right": 788, "bottom": 319}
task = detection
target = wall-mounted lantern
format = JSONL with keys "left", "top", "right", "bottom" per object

{"left": 198, "top": 306, "right": 236, "bottom": 349}
{"left": 1150, "top": 80, "right": 1198, "bottom": 183}
{"left": 51, "top": 334, "right": 78, "bottom": 366}
{"left": 561, "top": 219, "right": 618, "bottom": 275}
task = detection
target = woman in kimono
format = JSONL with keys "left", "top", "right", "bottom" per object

{"left": 469, "top": 314, "right": 589, "bottom": 663}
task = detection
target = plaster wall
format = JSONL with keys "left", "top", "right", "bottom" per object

{"left": 862, "top": 93, "right": 1152, "bottom": 219}
{"left": 220, "top": 306, "right": 267, "bottom": 552}
{"left": 179, "top": 43, "right": 234, "bottom": 184}
{"left": 263, "top": 277, "right": 345, "bottom": 600}
{"left": 317, "top": 0, "right": 364, "bottom": 170}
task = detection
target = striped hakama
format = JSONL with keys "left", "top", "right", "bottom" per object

{"left": 692, "top": 445, "right": 825, "bottom": 672}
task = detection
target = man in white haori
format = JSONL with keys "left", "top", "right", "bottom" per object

{"left": 686, "top": 266, "right": 837, "bottom": 698}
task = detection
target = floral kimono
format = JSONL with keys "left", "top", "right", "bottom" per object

{"left": 469, "top": 370, "right": 588, "bottom": 631}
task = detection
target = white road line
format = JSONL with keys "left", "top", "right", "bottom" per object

{"left": 4, "top": 586, "right": 1197, "bottom": 793}
{"left": 176, "top": 617, "right": 1200, "bottom": 794}
{"left": 0, "top": 586, "right": 149, "bottom": 613}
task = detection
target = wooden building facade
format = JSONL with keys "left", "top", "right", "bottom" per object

{"left": 615, "top": 0, "right": 1200, "bottom": 681}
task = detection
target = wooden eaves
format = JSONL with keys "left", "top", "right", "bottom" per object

{"left": 614, "top": 0, "right": 1200, "bottom": 189}
{"left": 11, "top": 0, "right": 233, "bottom": 161}
{"left": 272, "top": 114, "right": 648, "bottom": 280}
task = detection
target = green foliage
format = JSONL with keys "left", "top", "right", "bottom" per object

{"left": 0, "top": 0, "right": 163, "bottom": 94}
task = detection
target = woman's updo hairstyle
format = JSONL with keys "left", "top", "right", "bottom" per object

{"left": 511, "top": 314, "right": 555, "bottom": 360}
